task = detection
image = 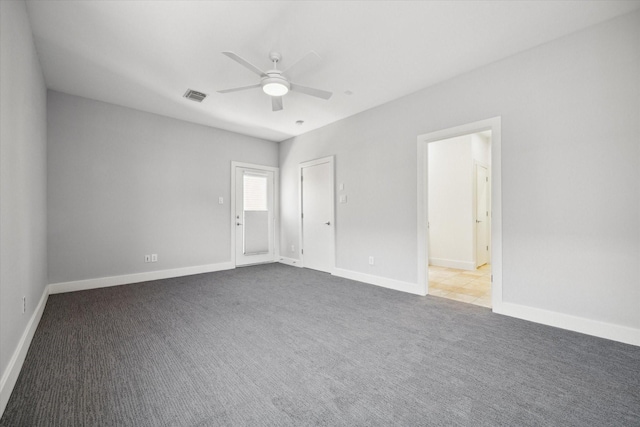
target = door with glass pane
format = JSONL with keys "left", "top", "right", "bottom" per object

{"left": 234, "top": 166, "right": 275, "bottom": 266}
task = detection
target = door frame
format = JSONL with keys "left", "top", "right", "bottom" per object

{"left": 473, "top": 160, "right": 490, "bottom": 268}
{"left": 298, "top": 156, "right": 336, "bottom": 273}
{"left": 417, "top": 117, "right": 502, "bottom": 310}
{"left": 230, "top": 161, "right": 280, "bottom": 266}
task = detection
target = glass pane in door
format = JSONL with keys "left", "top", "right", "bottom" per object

{"left": 243, "top": 173, "right": 269, "bottom": 254}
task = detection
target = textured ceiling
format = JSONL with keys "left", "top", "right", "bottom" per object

{"left": 26, "top": 1, "right": 640, "bottom": 142}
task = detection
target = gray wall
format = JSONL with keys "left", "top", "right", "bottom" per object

{"left": 47, "top": 91, "right": 278, "bottom": 283}
{"left": 280, "top": 11, "right": 640, "bottom": 330}
{"left": 0, "top": 0, "right": 48, "bottom": 384}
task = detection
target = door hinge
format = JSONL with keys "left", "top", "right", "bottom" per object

{"left": 491, "top": 274, "right": 493, "bottom": 282}
{"left": 301, "top": 176, "right": 303, "bottom": 182}
{"left": 301, "top": 212, "right": 304, "bottom": 219}
{"left": 301, "top": 249, "right": 304, "bottom": 255}
{"left": 486, "top": 245, "right": 489, "bottom": 250}
{"left": 486, "top": 211, "right": 488, "bottom": 216}
{"left": 486, "top": 177, "right": 488, "bottom": 182}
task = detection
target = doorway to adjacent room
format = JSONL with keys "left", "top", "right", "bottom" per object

{"left": 426, "top": 131, "right": 492, "bottom": 307}
{"left": 417, "top": 117, "right": 502, "bottom": 310}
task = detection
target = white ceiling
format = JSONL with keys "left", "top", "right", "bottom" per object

{"left": 26, "top": 1, "right": 640, "bottom": 142}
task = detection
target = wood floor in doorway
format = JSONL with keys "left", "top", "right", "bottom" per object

{"left": 429, "top": 264, "right": 491, "bottom": 307}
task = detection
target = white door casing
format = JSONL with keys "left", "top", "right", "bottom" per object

{"left": 299, "top": 156, "right": 335, "bottom": 273}
{"left": 475, "top": 164, "right": 489, "bottom": 267}
{"left": 231, "top": 162, "right": 279, "bottom": 267}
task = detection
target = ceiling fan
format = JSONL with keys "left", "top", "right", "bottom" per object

{"left": 218, "top": 51, "right": 332, "bottom": 112}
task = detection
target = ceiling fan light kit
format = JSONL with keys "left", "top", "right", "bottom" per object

{"left": 262, "top": 76, "right": 290, "bottom": 96}
{"left": 218, "top": 51, "right": 332, "bottom": 111}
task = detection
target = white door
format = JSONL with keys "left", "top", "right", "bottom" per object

{"left": 235, "top": 167, "right": 275, "bottom": 266}
{"left": 475, "top": 164, "right": 489, "bottom": 267}
{"left": 301, "top": 158, "right": 334, "bottom": 273}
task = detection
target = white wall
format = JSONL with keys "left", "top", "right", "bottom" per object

{"left": 428, "top": 135, "right": 475, "bottom": 269}
{"left": 426, "top": 132, "right": 492, "bottom": 270}
{"left": 0, "top": 0, "right": 48, "bottom": 403}
{"left": 47, "top": 91, "right": 278, "bottom": 284}
{"left": 280, "top": 11, "right": 640, "bottom": 333}
{"left": 471, "top": 133, "right": 491, "bottom": 167}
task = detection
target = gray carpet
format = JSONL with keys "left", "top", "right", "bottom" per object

{"left": 1, "top": 264, "right": 639, "bottom": 426}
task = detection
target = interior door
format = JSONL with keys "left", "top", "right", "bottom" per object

{"left": 475, "top": 164, "right": 489, "bottom": 267}
{"left": 301, "top": 159, "right": 334, "bottom": 273}
{"left": 235, "top": 167, "right": 275, "bottom": 266}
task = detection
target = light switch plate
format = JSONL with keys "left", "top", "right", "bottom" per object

{"left": 339, "top": 195, "right": 347, "bottom": 203}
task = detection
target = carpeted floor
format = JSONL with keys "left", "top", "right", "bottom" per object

{"left": 1, "top": 263, "right": 639, "bottom": 426}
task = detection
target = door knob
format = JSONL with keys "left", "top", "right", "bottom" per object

{"left": 325, "top": 221, "right": 331, "bottom": 225}
{"left": 237, "top": 222, "right": 242, "bottom": 226}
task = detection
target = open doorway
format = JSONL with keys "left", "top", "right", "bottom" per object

{"left": 416, "top": 117, "right": 502, "bottom": 311}
{"left": 427, "top": 131, "right": 492, "bottom": 307}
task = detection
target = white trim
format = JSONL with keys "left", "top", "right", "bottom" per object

{"left": 417, "top": 117, "right": 502, "bottom": 307}
{"left": 494, "top": 302, "right": 640, "bottom": 347}
{"left": 429, "top": 258, "right": 476, "bottom": 271}
{"left": 0, "top": 285, "right": 49, "bottom": 417}
{"left": 278, "top": 256, "right": 303, "bottom": 268}
{"left": 298, "top": 156, "right": 336, "bottom": 274}
{"left": 49, "top": 262, "right": 234, "bottom": 294}
{"left": 231, "top": 161, "right": 280, "bottom": 267}
{"left": 333, "top": 268, "right": 423, "bottom": 296}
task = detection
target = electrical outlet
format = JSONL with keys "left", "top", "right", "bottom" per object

{"left": 151, "top": 254, "right": 158, "bottom": 262}
{"left": 218, "top": 196, "right": 224, "bottom": 204}
{"left": 22, "top": 296, "right": 26, "bottom": 314}
{"left": 368, "top": 256, "right": 374, "bottom": 265}
{"left": 144, "top": 255, "right": 151, "bottom": 263}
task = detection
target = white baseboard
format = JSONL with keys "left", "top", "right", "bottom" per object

{"left": 333, "top": 268, "right": 425, "bottom": 296}
{"left": 49, "top": 262, "right": 235, "bottom": 294}
{"left": 0, "top": 285, "right": 49, "bottom": 417}
{"left": 494, "top": 301, "right": 640, "bottom": 347}
{"left": 278, "top": 256, "right": 303, "bottom": 268}
{"left": 429, "top": 258, "right": 476, "bottom": 271}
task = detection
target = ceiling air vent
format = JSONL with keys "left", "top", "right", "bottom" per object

{"left": 183, "top": 89, "right": 207, "bottom": 102}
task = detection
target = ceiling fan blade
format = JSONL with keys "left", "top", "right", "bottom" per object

{"left": 222, "top": 52, "right": 267, "bottom": 77}
{"left": 290, "top": 83, "right": 333, "bottom": 100}
{"left": 272, "top": 96, "right": 283, "bottom": 112}
{"left": 282, "top": 51, "right": 320, "bottom": 76}
{"left": 217, "top": 83, "right": 261, "bottom": 94}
